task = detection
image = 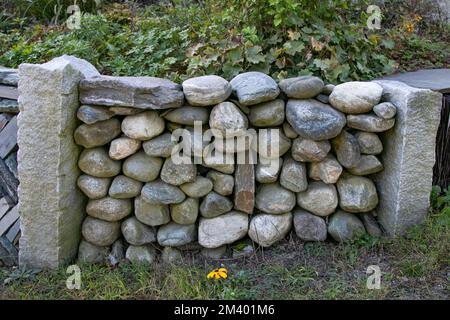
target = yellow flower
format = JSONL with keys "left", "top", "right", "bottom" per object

{"left": 414, "top": 15, "right": 423, "bottom": 22}
{"left": 404, "top": 21, "right": 415, "bottom": 33}
{"left": 207, "top": 268, "right": 228, "bottom": 279}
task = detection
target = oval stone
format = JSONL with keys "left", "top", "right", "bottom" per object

{"left": 121, "top": 111, "right": 165, "bottom": 140}
{"left": 135, "top": 195, "right": 170, "bottom": 226}
{"left": 209, "top": 102, "right": 248, "bottom": 138}
{"left": 328, "top": 210, "right": 366, "bottom": 242}
{"left": 255, "top": 183, "right": 296, "bottom": 214}
{"left": 77, "top": 175, "right": 111, "bottom": 199}
{"left": 157, "top": 222, "right": 197, "bottom": 247}
{"left": 78, "top": 147, "right": 121, "bottom": 178}
{"left": 279, "top": 76, "right": 324, "bottom": 99}
{"left": 329, "top": 81, "right": 383, "bottom": 114}
{"left": 199, "top": 191, "right": 233, "bottom": 218}
{"left": 123, "top": 151, "right": 163, "bottom": 182}
{"left": 121, "top": 216, "right": 156, "bottom": 246}
{"left": 142, "top": 133, "right": 177, "bottom": 158}
{"left": 141, "top": 180, "right": 186, "bottom": 205}
{"left": 293, "top": 209, "right": 327, "bottom": 242}
{"left": 297, "top": 181, "right": 338, "bottom": 217}
{"left": 198, "top": 211, "right": 249, "bottom": 248}
{"left": 248, "top": 212, "right": 292, "bottom": 247}
{"left": 180, "top": 176, "right": 213, "bottom": 198}
{"left": 82, "top": 217, "right": 120, "bottom": 246}
{"left": 109, "top": 137, "right": 141, "bottom": 160}
{"left": 182, "top": 75, "right": 231, "bottom": 106}
{"left": 86, "top": 197, "right": 132, "bottom": 221}
{"left": 336, "top": 174, "right": 379, "bottom": 213}
{"left": 74, "top": 118, "right": 121, "bottom": 148}
{"left": 230, "top": 72, "right": 280, "bottom": 106}
{"left": 286, "top": 99, "right": 346, "bottom": 141}
{"left": 109, "top": 175, "right": 143, "bottom": 198}
{"left": 171, "top": 197, "right": 199, "bottom": 225}
{"left": 163, "top": 106, "right": 209, "bottom": 125}
{"left": 248, "top": 99, "right": 285, "bottom": 127}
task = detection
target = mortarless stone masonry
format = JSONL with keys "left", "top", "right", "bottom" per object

{"left": 16, "top": 56, "right": 442, "bottom": 268}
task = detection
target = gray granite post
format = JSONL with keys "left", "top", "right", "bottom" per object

{"left": 18, "top": 55, "right": 99, "bottom": 268}
{"left": 373, "top": 80, "right": 442, "bottom": 236}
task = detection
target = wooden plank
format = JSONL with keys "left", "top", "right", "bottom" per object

{"left": 0, "top": 197, "right": 11, "bottom": 220}
{"left": 0, "top": 85, "right": 18, "bottom": 100}
{"left": 0, "top": 115, "right": 17, "bottom": 158}
{"left": 5, "top": 219, "right": 20, "bottom": 243}
{"left": 0, "top": 205, "right": 19, "bottom": 236}
{"left": 0, "top": 114, "right": 9, "bottom": 131}
{"left": 0, "top": 158, "right": 18, "bottom": 204}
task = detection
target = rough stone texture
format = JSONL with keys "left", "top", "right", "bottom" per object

{"left": 361, "top": 212, "right": 383, "bottom": 237}
{"left": 77, "top": 175, "right": 111, "bottom": 199}
{"left": 286, "top": 99, "right": 346, "bottom": 140}
{"left": 207, "top": 171, "right": 234, "bottom": 196}
{"left": 279, "top": 157, "right": 308, "bottom": 192}
{"left": 171, "top": 197, "right": 199, "bottom": 225}
{"left": 109, "top": 175, "right": 143, "bottom": 198}
{"left": 293, "top": 209, "right": 327, "bottom": 241}
{"left": 135, "top": 195, "right": 170, "bottom": 226}
{"left": 296, "top": 181, "right": 338, "bottom": 217}
{"left": 248, "top": 99, "right": 285, "bottom": 127}
{"left": 109, "top": 239, "right": 125, "bottom": 265}
{"left": 86, "top": 197, "right": 132, "bottom": 221}
{"left": 347, "top": 155, "right": 383, "bottom": 176}
{"left": 198, "top": 211, "right": 249, "bottom": 248}
{"left": 109, "top": 137, "right": 141, "bottom": 160}
{"left": 162, "top": 247, "right": 183, "bottom": 264}
{"left": 123, "top": 151, "right": 163, "bottom": 182}
{"left": 110, "top": 107, "right": 143, "bottom": 115}
{"left": 336, "top": 174, "right": 379, "bottom": 213}
{"left": 209, "top": 102, "right": 248, "bottom": 138}
{"left": 78, "top": 147, "right": 121, "bottom": 178}
{"left": 256, "top": 157, "right": 282, "bottom": 183}
{"left": 157, "top": 222, "right": 197, "bottom": 247}
{"left": 328, "top": 210, "right": 366, "bottom": 242}
{"left": 372, "top": 80, "right": 442, "bottom": 235}
{"left": 121, "top": 111, "right": 165, "bottom": 140}
{"left": 322, "top": 84, "right": 335, "bottom": 95}
{"left": 291, "top": 137, "right": 330, "bottom": 163}
{"left": 121, "top": 216, "right": 156, "bottom": 245}
{"left": 355, "top": 131, "right": 383, "bottom": 155}
{"left": 182, "top": 75, "right": 231, "bottom": 106}
{"left": 234, "top": 163, "right": 255, "bottom": 214}
{"left": 230, "top": 72, "right": 280, "bottom": 106}
{"left": 257, "top": 128, "right": 291, "bottom": 159}
{"left": 200, "top": 191, "right": 233, "bottom": 218}
{"left": 201, "top": 245, "right": 227, "bottom": 259}
{"left": 329, "top": 81, "right": 383, "bottom": 114}
{"left": 82, "top": 217, "right": 120, "bottom": 246}
{"left": 80, "top": 75, "right": 184, "bottom": 109}
{"left": 77, "top": 105, "right": 114, "bottom": 124}
{"left": 77, "top": 240, "right": 109, "bottom": 264}
{"left": 180, "top": 176, "right": 213, "bottom": 198}
{"left": 316, "top": 94, "right": 329, "bottom": 104}
{"left": 163, "top": 106, "right": 209, "bottom": 125}
{"left": 125, "top": 245, "right": 156, "bottom": 264}
{"left": 248, "top": 212, "right": 292, "bottom": 247}
{"left": 142, "top": 133, "right": 177, "bottom": 158}
{"left": 18, "top": 55, "right": 99, "bottom": 268}
{"left": 347, "top": 113, "right": 395, "bottom": 132}
{"left": 255, "top": 183, "right": 296, "bottom": 214}
{"left": 141, "top": 180, "right": 186, "bottom": 205}
{"left": 279, "top": 76, "right": 324, "bottom": 99}
{"left": 160, "top": 157, "right": 197, "bottom": 186}
{"left": 331, "top": 130, "right": 361, "bottom": 168}
{"left": 282, "top": 122, "right": 298, "bottom": 139}
{"left": 373, "top": 102, "right": 397, "bottom": 119}
{"left": 308, "top": 154, "right": 343, "bottom": 184}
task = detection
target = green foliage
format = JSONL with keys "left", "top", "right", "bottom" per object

{"left": 0, "top": 0, "right": 447, "bottom": 83}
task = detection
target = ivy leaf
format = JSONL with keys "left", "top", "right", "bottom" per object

{"left": 222, "top": 62, "right": 243, "bottom": 79}
{"left": 283, "top": 40, "right": 305, "bottom": 56}
{"left": 226, "top": 47, "right": 244, "bottom": 64}
{"left": 245, "top": 45, "right": 265, "bottom": 64}
{"left": 381, "top": 39, "right": 395, "bottom": 49}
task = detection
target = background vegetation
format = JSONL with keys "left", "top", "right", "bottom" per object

{"left": 0, "top": 0, "right": 448, "bottom": 83}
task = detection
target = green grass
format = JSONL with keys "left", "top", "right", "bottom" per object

{"left": 0, "top": 208, "right": 448, "bottom": 300}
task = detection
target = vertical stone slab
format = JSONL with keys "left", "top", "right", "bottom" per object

{"left": 18, "top": 55, "right": 99, "bottom": 268}
{"left": 234, "top": 163, "right": 255, "bottom": 214}
{"left": 373, "top": 80, "right": 442, "bottom": 236}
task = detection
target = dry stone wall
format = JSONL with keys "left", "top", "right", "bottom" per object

{"left": 16, "top": 56, "right": 442, "bottom": 269}
{"left": 74, "top": 72, "right": 399, "bottom": 264}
